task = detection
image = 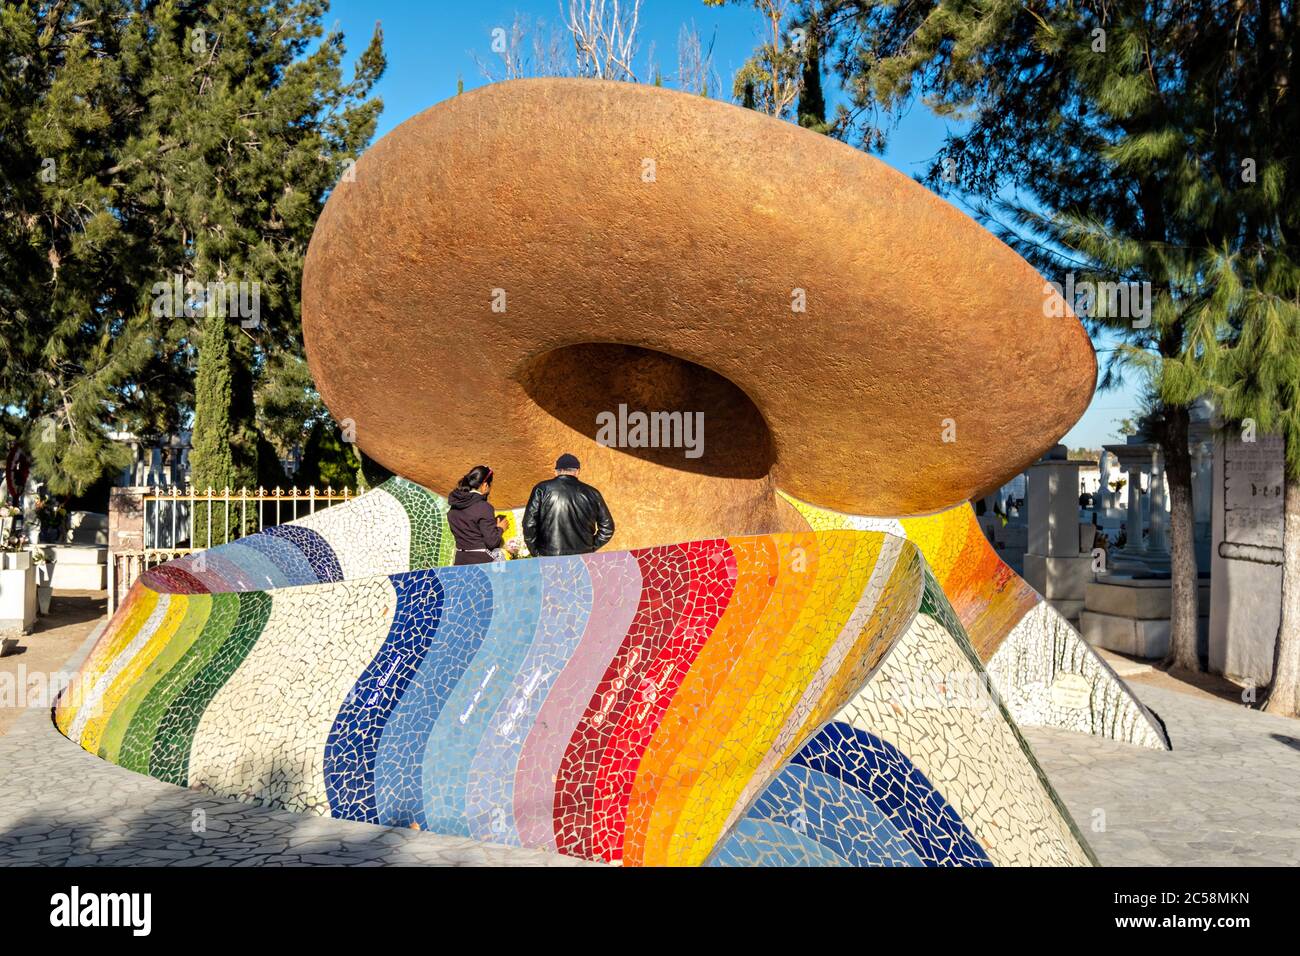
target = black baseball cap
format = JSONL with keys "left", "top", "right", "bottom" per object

{"left": 555, "top": 453, "right": 580, "bottom": 470}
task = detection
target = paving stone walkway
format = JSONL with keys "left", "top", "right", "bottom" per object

{"left": 1026, "top": 683, "right": 1300, "bottom": 866}
{"left": 0, "top": 624, "right": 593, "bottom": 867}
{"left": 3, "top": 621, "right": 1297, "bottom": 867}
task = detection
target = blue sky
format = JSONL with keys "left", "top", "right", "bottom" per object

{"left": 326, "top": 0, "right": 1138, "bottom": 449}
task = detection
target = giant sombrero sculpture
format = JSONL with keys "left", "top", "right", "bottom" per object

{"left": 56, "top": 81, "right": 1166, "bottom": 868}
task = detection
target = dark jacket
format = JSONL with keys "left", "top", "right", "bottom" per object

{"left": 521, "top": 475, "right": 615, "bottom": 557}
{"left": 447, "top": 489, "right": 503, "bottom": 566}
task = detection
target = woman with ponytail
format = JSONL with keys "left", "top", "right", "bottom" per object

{"left": 447, "top": 465, "right": 507, "bottom": 565}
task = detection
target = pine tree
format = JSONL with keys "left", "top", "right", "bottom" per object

{"left": 1190, "top": 3, "right": 1300, "bottom": 714}
{"left": 796, "top": 10, "right": 829, "bottom": 133}
{"left": 1, "top": 1, "right": 156, "bottom": 495}
{"left": 808, "top": 0, "right": 1266, "bottom": 673}
{"left": 0, "top": 2, "right": 384, "bottom": 497}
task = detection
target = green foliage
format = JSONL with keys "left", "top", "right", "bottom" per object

{"left": 190, "top": 310, "right": 257, "bottom": 541}
{"left": 256, "top": 351, "right": 327, "bottom": 459}
{"left": 358, "top": 449, "right": 393, "bottom": 490}
{"left": 296, "top": 418, "right": 363, "bottom": 491}
{"left": 1199, "top": 249, "right": 1300, "bottom": 477}
{"left": 802, "top": 0, "right": 1297, "bottom": 675}
{"left": 796, "top": 10, "right": 830, "bottom": 133}
{"left": 706, "top": 1, "right": 806, "bottom": 118}
{"left": 0, "top": 1, "right": 385, "bottom": 496}
{"left": 809, "top": 0, "right": 1296, "bottom": 465}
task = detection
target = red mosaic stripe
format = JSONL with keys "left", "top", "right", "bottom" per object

{"left": 589, "top": 538, "right": 736, "bottom": 863}
{"left": 551, "top": 544, "right": 690, "bottom": 860}
{"left": 139, "top": 563, "right": 209, "bottom": 594}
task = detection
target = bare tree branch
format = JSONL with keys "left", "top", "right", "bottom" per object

{"left": 564, "top": 0, "right": 643, "bottom": 81}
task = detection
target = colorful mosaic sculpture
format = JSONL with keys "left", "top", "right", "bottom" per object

{"left": 57, "top": 480, "right": 1095, "bottom": 865}
{"left": 56, "top": 81, "right": 1162, "bottom": 866}
{"left": 783, "top": 494, "right": 1167, "bottom": 749}
{"left": 301, "top": 79, "right": 1097, "bottom": 548}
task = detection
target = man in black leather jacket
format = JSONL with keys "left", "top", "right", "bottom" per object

{"left": 521, "top": 454, "right": 616, "bottom": 556}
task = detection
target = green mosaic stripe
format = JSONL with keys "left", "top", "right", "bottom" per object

{"left": 147, "top": 590, "right": 272, "bottom": 785}
{"left": 147, "top": 591, "right": 271, "bottom": 785}
{"left": 919, "top": 567, "right": 967, "bottom": 643}
{"left": 380, "top": 476, "right": 455, "bottom": 569}
{"left": 99, "top": 594, "right": 215, "bottom": 763}
{"left": 118, "top": 592, "right": 241, "bottom": 775}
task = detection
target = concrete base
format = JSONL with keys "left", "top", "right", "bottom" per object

{"left": 0, "top": 565, "right": 37, "bottom": 636}
{"left": 1108, "top": 548, "right": 1171, "bottom": 572}
{"left": 1081, "top": 610, "right": 1209, "bottom": 660}
{"left": 1082, "top": 573, "right": 1211, "bottom": 660}
{"left": 1087, "top": 577, "right": 1211, "bottom": 619}
{"left": 0, "top": 552, "right": 32, "bottom": 571}
{"left": 42, "top": 545, "right": 108, "bottom": 591}
{"left": 1023, "top": 553, "right": 1094, "bottom": 600}
{"left": 1051, "top": 598, "right": 1085, "bottom": 623}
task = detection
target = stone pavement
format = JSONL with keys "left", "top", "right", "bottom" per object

{"left": 1025, "top": 682, "right": 1300, "bottom": 866}
{"left": 0, "top": 591, "right": 108, "bottom": 735}
{"left": 0, "top": 623, "right": 594, "bottom": 867}
{"left": 2, "top": 620, "right": 1298, "bottom": 867}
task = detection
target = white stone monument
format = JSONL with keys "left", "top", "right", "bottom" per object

{"left": 1023, "top": 445, "right": 1093, "bottom": 622}
{"left": 1210, "top": 429, "right": 1285, "bottom": 686}
{"left": 1081, "top": 436, "right": 1208, "bottom": 659}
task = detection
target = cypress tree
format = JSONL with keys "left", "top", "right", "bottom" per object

{"left": 808, "top": 0, "right": 1269, "bottom": 674}
{"left": 190, "top": 309, "right": 257, "bottom": 543}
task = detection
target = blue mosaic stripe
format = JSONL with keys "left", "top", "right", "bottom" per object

{"left": 222, "top": 540, "right": 293, "bottom": 591}
{"left": 373, "top": 567, "right": 494, "bottom": 827}
{"left": 791, "top": 722, "right": 992, "bottom": 867}
{"left": 706, "top": 817, "right": 853, "bottom": 867}
{"left": 323, "top": 570, "right": 447, "bottom": 822}
{"left": 233, "top": 532, "right": 319, "bottom": 587}
{"left": 265, "top": 524, "right": 342, "bottom": 583}
{"left": 465, "top": 558, "right": 594, "bottom": 845}
{"left": 420, "top": 561, "right": 543, "bottom": 837}
{"left": 736, "top": 762, "right": 922, "bottom": 867}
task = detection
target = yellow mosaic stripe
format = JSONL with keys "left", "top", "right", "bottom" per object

{"left": 716, "top": 531, "right": 887, "bottom": 838}
{"left": 665, "top": 532, "right": 872, "bottom": 865}
{"left": 82, "top": 595, "right": 191, "bottom": 756}
{"left": 99, "top": 594, "right": 215, "bottom": 763}
{"left": 644, "top": 535, "right": 818, "bottom": 866}
{"left": 56, "top": 587, "right": 158, "bottom": 738}
{"left": 633, "top": 536, "right": 781, "bottom": 867}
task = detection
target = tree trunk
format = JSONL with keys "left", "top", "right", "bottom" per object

{"left": 1162, "top": 406, "right": 1202, "bottom": 672}
{"left": 1264, "top": 471, "right": 1300, "bottom": 717}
